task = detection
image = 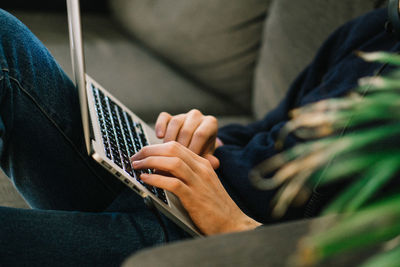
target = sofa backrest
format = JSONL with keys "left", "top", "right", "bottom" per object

{"left": 110, "top": 0, "right": 387, "bottom": 119}
{"left": 253, "top": 0, "right": 387, "bottom": 119}
{"left": 2, "top": 0, "right": 108, "bottom": 12}
{"left": 110, "top": 0, "right": 272, "bottom": 114}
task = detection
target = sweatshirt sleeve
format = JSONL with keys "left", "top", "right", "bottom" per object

{"left": 214, "top": 8, "right": 391, "bottom": 223}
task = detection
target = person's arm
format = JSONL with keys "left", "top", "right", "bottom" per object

{"left": 131, "top": 141, "right": 262, "bottom": 235}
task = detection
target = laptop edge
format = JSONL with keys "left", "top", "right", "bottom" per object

{"left": 66, "top": 0, "right": 201, "bottom": 237}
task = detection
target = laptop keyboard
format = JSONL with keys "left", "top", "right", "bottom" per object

{"left": 91, "top": 84, "right": 168, "bottom": 205}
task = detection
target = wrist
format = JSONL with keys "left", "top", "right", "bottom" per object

{"left": 221, "top": 213, "right": 262, "bottom": 234}
{"left": 236, "top": 216, "right": 262, "bottom": 232}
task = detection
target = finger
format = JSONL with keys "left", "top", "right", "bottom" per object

{"left": 200, "top": 138, "right": 217, "bottom": 156}
{"left": 140, "top": 173, "right": 190, "bottom": 198}
{"left": 155, "top": 112, "right": 172, "bottom": 138}
{"left": 203, "top": 154, "right": 220, "bottom": 170}
{"left": 132, "top": 142, "right": 205, "bottom": 172}
{"left": 132, "top": 156, "right": 194, "bottom": 184}
{"left": 177, "top": 110, "right": 203, "bottom": 147}
{"left": 164, "top": 114, "right": 186, "bottom": 142}
{"left": 188, "top": 116, "right": 218, "bottom": 154}
{"left": 153, "top": 169, "right": 171, "bottom": 177}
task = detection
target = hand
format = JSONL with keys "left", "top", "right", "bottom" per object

{"left": 155, "top": 109, "right": 222, "bottom": 169}
{"left": 131, "top": 141, "right": 261, "bottom": 236}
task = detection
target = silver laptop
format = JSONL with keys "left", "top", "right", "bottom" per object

{"left": 66, "top": 0, "right": 201, "bottom": 236}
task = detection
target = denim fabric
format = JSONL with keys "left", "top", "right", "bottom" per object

{"left": 0, "top": 9, "right": 188, "bottom": 266}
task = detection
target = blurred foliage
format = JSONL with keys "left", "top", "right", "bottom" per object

{"left": 251, "top": 51, "right": 400, "bottom": 266}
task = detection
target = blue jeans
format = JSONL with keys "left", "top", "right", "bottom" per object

{"left": 0, "top": 9, "right": 188, "bottom": 266}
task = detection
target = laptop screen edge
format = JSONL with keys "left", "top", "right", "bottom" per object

{"left": 66, "top": 0, "right": 93, "bottom": 155}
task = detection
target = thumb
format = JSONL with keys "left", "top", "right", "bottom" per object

{"left": 203, "top": 154, "right": 220, "bottom": 170}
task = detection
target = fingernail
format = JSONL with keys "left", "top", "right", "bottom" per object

{"left": 131, "top": 160, "right": 140, "bottom": 168}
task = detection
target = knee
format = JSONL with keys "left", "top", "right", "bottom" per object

{"left": 0, "top": 9, "right": 46, "bottom": 72}
{"left": 0, "top": 9, "right": 28, "bottom": 41}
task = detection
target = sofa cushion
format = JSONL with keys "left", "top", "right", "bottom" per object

{"left": 11, "top": 11, "right": 243, "bottom": 122}
{"left": 253, "top": 0, "right": 382, "bottom": 119}
{"left": 109, "top": 0, "right": 271, "bottom": 113}
{"left": 2, "top": 0, "right": 108, "bottom": 12}
{"left": 0, "top": 171, "right": 29, "bottom": 209}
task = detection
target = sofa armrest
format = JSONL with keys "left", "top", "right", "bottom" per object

{"left": 123, "top": 217, "right": 375, "bottom": 267}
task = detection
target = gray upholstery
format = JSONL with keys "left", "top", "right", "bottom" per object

{"left": 123, "top": 218, "right": 375, "bottom": 267}
{"left": 253, "top": 0, "right": 382, "bottom": 119}
{"left": 13, "top": 11, "right": 241, "bottom": 123}
{"left": 110, "top": 0, "right": 272, "bottom": 112}
{"left": 0, "top": 171, "right": 28, "bottom": 209}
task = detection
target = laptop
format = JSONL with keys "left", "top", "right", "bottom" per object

{"left": 66, "top": 0, "right": 201, "bottom": 236}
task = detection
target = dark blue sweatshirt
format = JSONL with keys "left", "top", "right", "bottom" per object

{"left": 215, "top": 8, "right": 399, "bottom": 223}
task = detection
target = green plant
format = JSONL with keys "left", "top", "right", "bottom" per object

{"left": 250, "top": 51, "right": 400, "bottom": 266}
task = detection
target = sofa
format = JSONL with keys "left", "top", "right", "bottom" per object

{"left": 0, "top": 0, "right": 386, "bottom": 265}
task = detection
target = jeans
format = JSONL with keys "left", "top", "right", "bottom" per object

{"left": 0, "top": 9, "right": 188, "bottom": 266}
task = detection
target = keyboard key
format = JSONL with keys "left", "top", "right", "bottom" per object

{"left": 156, "top": 188, "right": 168, "bottom": 204}
{"left": 91, "top": 85, "right": 168, "bottom": 205}
{"left": 145, "top": 184, "right": 157, "bottom": 195}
